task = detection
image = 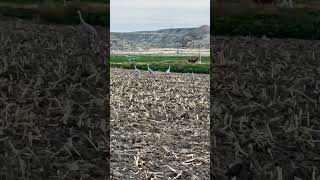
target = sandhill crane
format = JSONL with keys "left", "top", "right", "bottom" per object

{"left": 166, "top": 66, "right": 171, "bottom": 73}
{"left": 77, "top": 10, "right": 105, "bottom": 65}
{"left": 134, "top": 65, "right": 141, "bottom": 73}
{"left": 77, "top": 10, "right": 97, "bottom": 39}
{"left": 147, "top": 64, "right": 154, "bottom": 73}
{"left": 77, "top": 10, "right": 98, "bottom": 53}
{"left": 278, "top": 0, "right": 293, "bottom": 8}
{"left": 287, "top": 0, "right": 293, "bottom": 8}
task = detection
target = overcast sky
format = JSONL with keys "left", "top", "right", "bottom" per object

{"left": 111, "top": 0, "right": 210, "bottom": 32}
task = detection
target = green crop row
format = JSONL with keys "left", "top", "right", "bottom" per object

{"left": 111, "top": 63, "right": 210, "bottom": 74}
{"left": 111, "top": 55, "right": 210, "bottom": 74}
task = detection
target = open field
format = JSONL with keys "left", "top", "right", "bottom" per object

{"left": 211, "top": 35, "right": 320, "bottom": 179}
{"left": 111, "top": 55, "right": 210, "bottom": 74}
{"left": 111, "top": 68, "right": 209, "bottom": 179}
{"left": 0, "top": 16, "right": 109, "bottom": 179}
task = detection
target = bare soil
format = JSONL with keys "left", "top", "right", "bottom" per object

{"left": 110, "top": 69, "right": 210, "bottom": 179}
{"left": 211, "top": 36, "right": 320, "bottom": 180}
{"left": 0, "top": 16, "right": 109, "bottom": 180}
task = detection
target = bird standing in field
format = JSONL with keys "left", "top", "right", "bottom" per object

{"left": 166, "top": 66, "right": 170, "bottom": 73}
{"left": 147, "top": 64, "right": 154, "bottom": 73}
{"left": 134, "top": 64, "right": 141, "bottom": 73}
{"left": 278, "top": 0, "right": 293, "bottom": 8}
{"left": 77, "top": 10, "right": 97, "bottom": 48}
{"left": 78, "top": 10, "right": 97, "bottom": 37}
{"left": 77, "top": 10, "right": 104, "bottom": 65}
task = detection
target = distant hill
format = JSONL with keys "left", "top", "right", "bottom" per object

{"left": 111, "top": 25, "right": 210, "bottom": 51}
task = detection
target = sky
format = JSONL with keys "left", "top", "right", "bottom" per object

{"left": 111, "top": 0, "right": 210, "bottom": 32}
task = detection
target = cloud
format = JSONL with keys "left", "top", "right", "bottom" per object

{"left": 111, "top": 0, "right": 210, "bottom": 32}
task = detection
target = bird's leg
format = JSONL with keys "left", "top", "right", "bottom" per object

{"left": 89, "top": 35, "right": 97, "bottom": 52}
{"left": 89, "top": 36, "right": 104, "bottom": 66}
{"left": 87, "top": 36, "right": 91, "bottom": 50}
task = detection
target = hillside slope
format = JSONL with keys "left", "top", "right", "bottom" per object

{"left": 111, "top": 25, "right": 210, "bottom": 51}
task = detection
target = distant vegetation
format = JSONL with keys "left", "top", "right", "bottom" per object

{"left": 0, "top": 0, "right": 108, "bottom": 26}
{"left": 111, "top": 55, "right": 210, "bottom": 74}
{"left": 212, "top": 1, "right": 320, "bottom": 39}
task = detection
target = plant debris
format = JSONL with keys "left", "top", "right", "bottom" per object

{"left": 111, "top": 69, "right": 210, "bottom": 179}
{"left": 211, "top": 35, "right": 320, "bottom": 180}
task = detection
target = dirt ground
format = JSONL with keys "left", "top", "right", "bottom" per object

{"left": 0, "top": 16, "right": 109, "bottom": 179}
{"left": 211, "top": 36, "right": 320, "bottom": 179}
{"left": 110, "top": 69, "right": 210, "bottom": 179}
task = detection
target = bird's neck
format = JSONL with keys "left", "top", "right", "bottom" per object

{"left": 78, "top": 13, "right": 85, "bottom": 23}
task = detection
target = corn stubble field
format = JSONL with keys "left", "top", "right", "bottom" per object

{"left": 211, "top": 36, "right": 320, "bottom": 179}
{"left": 0, "top": 16, "right": 109, "bottom": 179}
{"left": 110, "top": 69, "right": 210, "bottom": 179}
